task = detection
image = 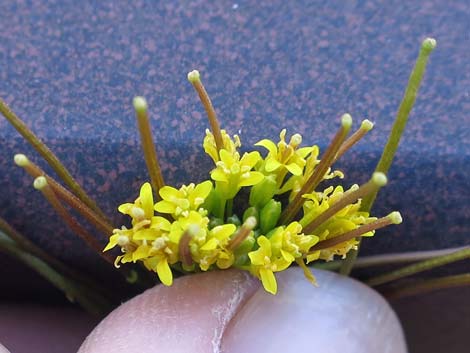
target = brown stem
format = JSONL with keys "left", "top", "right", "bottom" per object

{"left": 280, "top": 114, "right": 352, "bottom": 224}
{"left": 33, "top": 176, "right": 113, "bottom": 264}
{"left": 15, "top": 154, "right": 113, "bottom": 235}
{"left": 133, "top": 97, "right": 165, "bottom": 197}
{"left": 188, "top": 70, "right": 224, "bottom": 151}
{"left": 227, "top": 217, "right": 257, "bottom": 250}
{"left": 334, "top": 119, "right": 373, "bottom": 162}
{"left": 307, "top": 212, "right": 401, "bottom": 253}
{"left": 303, "top": 172, "right": 387, "bottom": 234}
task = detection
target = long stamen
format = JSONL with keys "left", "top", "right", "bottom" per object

{"left": 179, "top": 225, "right": 199, "bottom": 267}
{"left": 187, "top": 70, "right": 224, "bottom": 152}
{"left": 133, "top": 97, "right": 165, "bottom": 196}
{"left": 0, "top": 98, "right": 107, "bottom": 219}
{"left": 334, "top": 119, "right": 374, "bottom": 162}
{"left": 14, "top": 154, "right": 113, "bottom": 235}
{"left": 307, "top": 211, "right": 402, "bottom": 253}
{"left": 340, "top": 37, "right": 437, "bottom": 276}
{"left": 280, "top": 114, "right": 352, "bottom": 224}
{"left": 303, "top": 172, "right": 387, "bottom": 234}
{"left": 227, "top": 216, "right": 257, "bottom": 250}
{"left": 33, "top": 176, "right": 113, "bottom": 264}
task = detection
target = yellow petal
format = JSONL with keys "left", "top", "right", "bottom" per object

{"left": 211, "top": 169, "right": 228, "bottom": 182}
{"left": 133, "top": 228, "right": 159, "bottom": 240}
{"left": 259, "top": 268, "right": 277, "bottom": 294}
{"left": 219, "top": 149, "right": 235, "bottom": 166}
{"left": 265, "top": 158, "right": 281, "bottom": 172}
{"left": 238, "top": 171, "right": 264, "bottom": 187}
{"left": 133, "top": 245, "right": 151, "bottom": 261}
{"left": 103, "top": 234, "right": 119, "bottom": 252}
{"left": 280, "top": 249, "right": 295, "bottom": 263}
{"left": 240, "top": 151, "right": 261, "bottom": 168}
{"left": 140, "top": 182, "right": 154, "bottom": 219}
{"left": 255, "top": 139, "right": 278, "bottom": 156}
{"left": 200, "top": 237, "right": 219, "bottom": 251}
{"left": 306, "top": 250, "right": 320, "bottom": 264}
{"left": 296, "top": 146, "right": 313, "bottom": 158}
{"left": 157, "top": 258, "right": 173, "bottom": 286}
{"left": 159, "top": 186, "right": 179, "bottom": 202}
{"left": 285, "top": 163, "right": 303, "bottom": 176}
{"left": 118, "top": 203, "right": 134, "bottom": 215}
{"left": 193, "top": 180, "right": 213, "bottom": 199}
{"left": 154, "top": 200, "right": 176, "bottom": 214}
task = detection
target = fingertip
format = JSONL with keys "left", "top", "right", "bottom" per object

{"left": 79, "top": 270, "right": 258, "bottom": 353}
{"left": 221, "top": 268, "right": 407, "bottom": 353}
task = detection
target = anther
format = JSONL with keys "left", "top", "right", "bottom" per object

{"left": 14, "top": 154, "right": 29, "bottom": 167}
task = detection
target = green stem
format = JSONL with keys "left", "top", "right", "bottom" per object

{"left": 385, "top": 273, "right": 470, "bottom": 300}
{"left": 313, "top": 246, "right": 468, "bottom": 271}
{"left": 0, "top": 217, "right": 115, "bottom": 301}
{"left": 0, "top": 98, "right": 108, "bottom": 221}
{"left": 0, "top": 232, "right": 111, "bottom": 316}
{"left": 226, "top": 198, "right": 234, "bottom": 219}
{"left": 340, "top": 38, "right": 437, "bottom": 275}
{"left": 366, "top": 247, "right": 470, "bottom": 287}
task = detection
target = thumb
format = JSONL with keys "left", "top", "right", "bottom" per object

{"left": 79, "top": 268, "right": 406, "bottom": 353}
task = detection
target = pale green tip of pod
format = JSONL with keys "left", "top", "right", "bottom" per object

{"left": 14, "top": 154, "right": 29, "bottom": 167}
{"left": 33, "top": 176, "right": 47, "bottom": 190}
{"left": 341, "top": 113, "right": 353, "bottom": 129}
{"left": 133, "top": 96, "right": 148, "bottom": 113}
{"left": 371, "top": 172, "right": 388, "bottom": 187}
{"left": 244, "top": 216, "right": 257, "bottom": 230}
{"left": 187, "top": 69, "right": 201, "bottom": 83}
{"left": 187, "top": 224, "right": 201, "bottom": 236}
{"left": 422, "top": 37, "right": 437, "bottom": 53}
{"left": 290, "top": 133, "right": 302, "bottom": 147}
{"left": 388, "top": 211, "right": 403, "bottom": 225}
{"left": 360, "top": 119, "right": 374, "bottom": 131}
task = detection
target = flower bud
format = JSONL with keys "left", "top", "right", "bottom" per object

{"left": 260, "top": 199, "right": 282, "bottom": 234}
{"left": 249, "top": 174, "right": 278, "bottom": 208}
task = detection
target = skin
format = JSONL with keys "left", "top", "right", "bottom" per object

{"left": 77, "top": 268, "right": 407, "bottom": 353}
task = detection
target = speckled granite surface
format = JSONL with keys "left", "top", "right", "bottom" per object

{"left": 0, "top": 1, "right": 469, "bottom": 349}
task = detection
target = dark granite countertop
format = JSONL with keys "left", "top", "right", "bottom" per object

{"left": 0, "top": 1, "right": 469, "bottom": 351}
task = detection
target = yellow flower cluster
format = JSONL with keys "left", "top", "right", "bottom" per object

{"left": 105, "top": 128, "right": 398, "bottom": 294}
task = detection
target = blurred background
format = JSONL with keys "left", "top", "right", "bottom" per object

{"left": 0, "top": 1, "right": 469, "bottom": 352}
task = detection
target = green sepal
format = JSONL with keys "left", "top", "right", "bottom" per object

{"left": 260, "top": 199, "right": 282, "bottom": 234}
{"left": 243, "top": 206, "right": 259, "bottom": 224}
{"left": 249, "top": 174, "right": 278, "bottom": 208}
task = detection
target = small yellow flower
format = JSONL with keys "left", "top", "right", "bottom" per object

{"left": 301, "top": 185, "right": 376, "bottom": 261}
{"left": 117, "top": 182, "right": 155, "bottom": 223}
{"left": 131, "top": 217, "right": 177, "bottom": 286}
{"left": 211, "top": 149, "right": 264, "bottom": 199}
{"left": 270, "top": 221, "right": 319, "bottom": 261}
{"left": 203, "top": 129, "right": 241, "bottom": 163}
{"left": 154, "top": 180, "right": 213, "bottom": 218}
{"left": 248, "top": 236, "right": 291, "bottom": 294}
{"left": 192, "top": 223, "right": 237, "bottom": 271}
{"left": 279, "top": 146, "right": 344, "bottom": 200}
{"left": 256, "top": 129, "right": 313, "bottom": 181}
